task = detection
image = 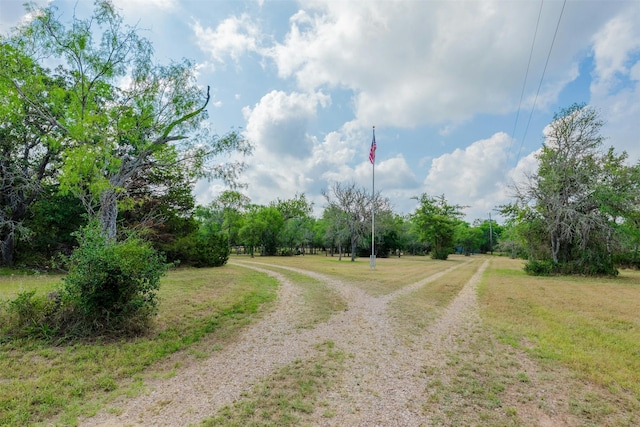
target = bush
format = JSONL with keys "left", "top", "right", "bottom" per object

{"left": 163, "top": 231, "right": 229, "bottom": 267}
{"left": 192, "top": 233, "right": 230, "bottom": 267}
{"left": 524, "top": 257, "right": 619, "bottom": 277}
{"left": 61, "top": 222, "right": 166, "bottom": 336}
{"left": 524, "top": 259, "right": 557, "bottom": 276}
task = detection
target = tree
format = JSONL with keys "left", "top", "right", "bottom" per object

{"left": 472, "top": 218, "right": 503, "bottom": 254}
{"left": 211, "top": 190, "right": 251, "bottom": 248}
{"left": 454, "top": 221, "right": 483, "bottom": 256}
{"left": 509, "top": 103, "right": 640, "bottom": 275}
{"left": 0, "top": 44, "right": 67, "bottom": 266}
{"left": 7, "top": 1, "right": 250, "bottom": 240}
{"left": 320, "top": 205, "right": 349, "bottom": 259}
{"left": 411, "top": 194, "right": 464, "bottom": 260}
{"left": 322, "top": 182, "right": 390, "bottom": 262}
{"left": 239, "top": 205, "right": 284, "bottom": 257}
{"left": 272, "top": 193, "right": 313, "bottom": 254}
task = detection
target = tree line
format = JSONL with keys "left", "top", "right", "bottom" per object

{"left": 1, "top": 1, "right": 638, "bottom": 341}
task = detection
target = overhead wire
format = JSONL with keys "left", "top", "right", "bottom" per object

{"left": 514, "top": 0, "right": 567, "bottom": 167}
{"left": 510, "top": 0, "right": 544, "bottom": 162}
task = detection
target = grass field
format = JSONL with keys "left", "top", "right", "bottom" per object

{"left": 0, "top": 266, "right": 279, "bottom": 426}
{"left": 1, "top": 254, "right": 638, "bottom": 426}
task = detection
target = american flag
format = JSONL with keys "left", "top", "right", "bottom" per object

{"left": 369, "top": 130, "right": 376, "bottom": 164}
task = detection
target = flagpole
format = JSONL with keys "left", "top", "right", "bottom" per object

{"left": 370, "top": 126, "right": 376, "bottom": 270}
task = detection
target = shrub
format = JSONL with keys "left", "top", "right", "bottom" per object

{"left": 61, "top": 222, "right": 166, "bottom": 336}
{"left": 0, "top": 290, "right": 59, "bottom": 340}
{"left": 162, "top": 231, "right": 229, "bottom": 267}
{"left": 524, "top": 259, "right": 556, "bottom": 276}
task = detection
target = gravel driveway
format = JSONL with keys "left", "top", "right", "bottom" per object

{"left": 82, "top": 257, "right": 577, "bottom": 426}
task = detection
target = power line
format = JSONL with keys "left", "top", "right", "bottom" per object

{"left": 514, "top": 0, "right": 567, "bottom": 167}
{"left": 510, "top": 0, "right": 544, "bottom": 159}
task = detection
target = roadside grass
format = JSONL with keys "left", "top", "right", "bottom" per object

{"left": 390, "top": 258, "right": 481, "bottom": 341}
{"left": 0, "top": 272, "right": 63, "bottom": 299}
{"left": 232, "top": 253, "right": 464, "bottom": 296}
{"left": 201, "top": 340, "right": 346, "bottom": 427}
{"left": 423, "top": 322, "right": 531, "bottom": 426}
{"left": 478, "top": 257, "right": 640, "bottom": 425}
{"left": 0, "top": 266, "right": 278, "bottom": 426}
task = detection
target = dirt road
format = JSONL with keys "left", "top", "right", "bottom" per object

{"left": 83, "top": 258, "right": 581, "bottom": 426}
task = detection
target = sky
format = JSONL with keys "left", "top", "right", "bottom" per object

{"left": 2, "top": 0, "right": 639, "bottom": 223}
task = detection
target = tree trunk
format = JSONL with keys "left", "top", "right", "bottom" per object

{"left": 551, "top": 234, "right": 560, "bottom": 264}
{"left": 1, "top": 232, "right": 15, "bottom": 267}
{"left": 351, "top": 238, "right": 357, "bottom": 262}
{"left": 100, "top": 190, "right": 118, "bottom": 240}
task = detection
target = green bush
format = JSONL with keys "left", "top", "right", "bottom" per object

{"left": 523, "top": 259, "right": 556, "bottom": 276}
{"left": 61, "top": 222, "right": 166, "bottom": 335}
{"left": 162, "top": 231, "right": 229, "bottom": 267}
{"left": 191, "top": 233, "right": 229, "bottom": 267}
{"left": 524, "top": 256, "right": 619, "bottom": 277}
{"left": 0, "top": 290, "right": 59, "bottom": 341}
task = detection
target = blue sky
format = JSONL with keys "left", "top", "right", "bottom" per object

{"left": 2, "top": 0, "right": 639, "bottom": 222}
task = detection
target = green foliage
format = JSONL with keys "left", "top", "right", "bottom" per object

{"left": 15, "top": 188, "right": 87, "bottom": 267}
{"left": 166, "top": 232, "right": 230, "bottom": 267}
{"left": 523, "top": 260, "right": 557, "bottom": 276}
{"left": 192, "top": 234, "right": 230, "bottom": 267}
{"left": 508, "top": 104, "right": 640, "bottom": 276}
{"left": 411, "top": 194, "right": 464, "bottom": 260}
{"left": 0, "top": 291, "right": 59, "bottom": 341}
{"left": 61, "top": 222, "right": 166, "bottom": 335}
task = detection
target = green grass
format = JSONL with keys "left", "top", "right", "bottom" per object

{"left": 478, "top": 257, "right": 640, "bottom": 424}
{"left": 0, "top": 272, "right": 63, "bottom": 299}
{"left": 390, "top": 258, "right": 481, "bottom": 341}
{"left": 3, "top": 255, "right": 639, "bottom": 426}
{"left": 201, "top": 341, "right": 345, "bottom": 427}
{"left": 0, "top": 266, "right": 278, "bottom": 426}
{"left": 232, "top": 253, "right": 465, "bottom": 296}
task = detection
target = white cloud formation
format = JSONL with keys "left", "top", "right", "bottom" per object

{"left": 589, "top": 2, "right": 640, "bottom": 161}
{"left": 423, "top": 132, "right": 513, "bottom": 221}
{"left": 242, "top": 90, "right": 331, "bottom": 159}
{"left": 266, "top": 1, "right": 627, "bottom": 129}
{"left": 192, "top": 14, "right": 260, "bottom": 66}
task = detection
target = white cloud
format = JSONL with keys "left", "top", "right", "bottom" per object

{"left": 242, "top": 90, "right": 330, "bottom": 159}
{"left": 589, "top": 2, "right": 640, "bottom": 162}
{"left": 192, "top": 14, "right": 260, "bottom": 66}
{"left": 265, "top": 1, "right": 622, "bottom": 129}
{"left": 423, "top": 132, "right": 513, "bottom": 221}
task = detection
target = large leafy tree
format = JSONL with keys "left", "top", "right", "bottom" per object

{"left": 508, "top": 103, "right": 640, "bottom": 275}
{"left": 239, "top": 205, "right": 284, "bottom": 257}
{"left": 411, "top": 193, "right": 464, "bottom": 260}
{"left": 272, "top": 193, "right": 314, "bottom": 254}
{"left": 212, "top": 190, "right": 251, "bottom": 248}
{"left": 0, "top": 44, "right": 67, "bottom": 266}
{"left": 6, "top": 1, "right": 250, "bottom": 240}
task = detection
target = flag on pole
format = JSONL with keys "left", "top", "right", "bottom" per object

{"left": 369, "top": 129, "right": 376, "bottom": 164}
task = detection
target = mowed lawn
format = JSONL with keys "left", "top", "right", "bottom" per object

{"left": 1, "top": 254, "right": 639, "bottom": 425}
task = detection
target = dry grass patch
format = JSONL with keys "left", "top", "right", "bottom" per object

{"left": 390, "top": 258, "right": 482, "bottom": 341}
{"left": 201, "top": 341, "right": 346, "bottom": 427}
{"left": 233, "top": 254, "right": 464, "bottom": 296}
{"left": 0, "top": 266, "right": 278, "bottom": 426}
{"left": 478, "top": 257, "right": 640, "bottom": 425}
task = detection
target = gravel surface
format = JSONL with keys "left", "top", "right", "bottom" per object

{"left": 81, "top": 258, "right": 495, "bottom": 426}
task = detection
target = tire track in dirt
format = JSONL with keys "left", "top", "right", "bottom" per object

{"left": 81, "top": 258, "right": 481, "bottom": 426}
